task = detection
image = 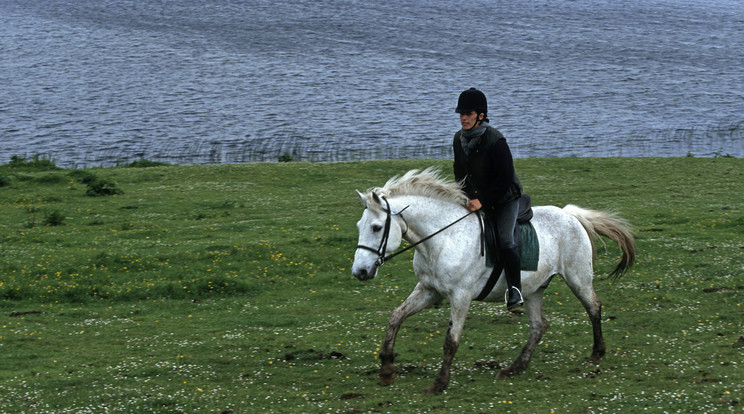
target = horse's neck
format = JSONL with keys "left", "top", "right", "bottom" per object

{"left": 397, "top": 196, "right": 469, "bottom": 240}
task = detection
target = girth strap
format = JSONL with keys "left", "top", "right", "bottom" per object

{"left": 475, "top": 263, "right": 504, "bottom": 301}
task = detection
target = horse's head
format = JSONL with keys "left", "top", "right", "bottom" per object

{"left": 352, "top": 190, "right": 405, "bottom": 281}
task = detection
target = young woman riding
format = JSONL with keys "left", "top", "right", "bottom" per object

{"left": 452, "top": 87, "right": 524, "bottom": 310}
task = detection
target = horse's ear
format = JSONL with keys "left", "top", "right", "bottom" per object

{"left": 371, "top": 191, "right": 382, "bottom": 205}
{"left": 356, "top": 190, "right": 367, "bottom": 208}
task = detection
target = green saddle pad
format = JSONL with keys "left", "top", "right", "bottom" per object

{"left": 520, "top": 221, "right": 539, "bottom": 271}
{"left": 485, "top": 221, "right": 539, "bottom": 271}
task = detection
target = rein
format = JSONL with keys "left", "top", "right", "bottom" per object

{"left": 357, "top": 196, "right": 474, "bottom": 267}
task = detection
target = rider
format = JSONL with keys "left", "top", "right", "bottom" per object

{"left": 452, "top": 87, "right": 524, "bottom": 310}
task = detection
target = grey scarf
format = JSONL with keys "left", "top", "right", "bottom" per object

{"left": 460, "top": 123, "right": 489, "bottom": 156}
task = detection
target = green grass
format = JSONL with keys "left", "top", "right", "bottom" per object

{"left": 1, "top": 158, "right": 742, "bottom": 413}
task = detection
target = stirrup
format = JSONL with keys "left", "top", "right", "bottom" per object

{"left": 506, "top": 287, "right": 524, "bottom": 310}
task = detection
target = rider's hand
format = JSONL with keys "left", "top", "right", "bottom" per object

{"left": 466, "top": 199, "right": 482, "bottom": 211}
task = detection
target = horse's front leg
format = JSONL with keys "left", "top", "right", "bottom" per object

{"left": 379, "top": 283, "right": 440, "bottom": 386}
{"left": 423, "top": 295, "right": 471, "bottom": 394}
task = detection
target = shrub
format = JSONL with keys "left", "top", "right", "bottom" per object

{"left": 35, "top": 173, "right": 65, "bottom": 184}
{"left": 0, "top": 175, "right": 10, "bottom": 187}
{"left": 5, "top": 154, "right": 59, "bottom": 171}
{"left": 68, "top": 170, "right": 98, "bottom": 184}
{"left": 44, "top": 210, "right": 65, "bottom": 226}
{"left": 86, "top": 179, "right": 123, "bottom": 196}
{"left": 278, "top": 153, "right": 294, "bottom": 162}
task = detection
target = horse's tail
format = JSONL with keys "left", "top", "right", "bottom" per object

{"left": 563, "top": 204, "right": 636, "bottom": 280}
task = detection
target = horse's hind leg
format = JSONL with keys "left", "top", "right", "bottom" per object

{"left": 379, "top": 283, "right": 440, "bottom": 386}
{"left": 499, "top": 286, "right": 549, "bottom": 378}
{"left": 581, "top": 287, "right": 605, "bottom": 364}
{"left": 564, "top": 266, "right": 606, "bottom": 364}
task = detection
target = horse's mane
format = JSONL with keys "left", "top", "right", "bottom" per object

{"left": 368, "top": 167, "right": 468, "bottom": 207}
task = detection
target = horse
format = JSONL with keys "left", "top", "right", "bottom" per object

{"left": 351, "top": 168, "right": 635, "bottom": 394}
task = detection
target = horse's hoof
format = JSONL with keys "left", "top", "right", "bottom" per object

{"left": 379, "top": 373, "right": 396, "bottom": 386}
{"left": 584, "top": 356, "right": 602, "bottom": 365}
{"left": 497, "top": 368, "right": 515, "bottom": 378}
{"left": 422, "top": 383, "right": 445, "bottom": 394}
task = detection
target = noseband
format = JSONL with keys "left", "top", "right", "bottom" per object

{"left": 356, "top": 196, "right": 472, "bottom": 267}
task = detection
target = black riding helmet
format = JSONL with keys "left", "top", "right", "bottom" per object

{"left": 455, "top": 87, "right": 487, "bottom": 115}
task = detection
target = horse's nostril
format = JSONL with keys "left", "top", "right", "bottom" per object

{"left": 358, "top": 269, "right": 368, "bottom": 279}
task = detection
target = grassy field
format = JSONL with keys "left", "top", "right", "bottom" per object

{"left": 0, "top": 157, "right": 742, "bottom": 413}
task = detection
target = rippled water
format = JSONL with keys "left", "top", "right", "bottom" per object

{"left": 1, "top": 0, "right": 742, "bottom": 167}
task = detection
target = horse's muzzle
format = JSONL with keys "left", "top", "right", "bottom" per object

{"left": 352, "top": 264, "right": 378, "bottom": 281}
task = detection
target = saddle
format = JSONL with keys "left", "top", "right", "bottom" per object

{"left": 476, "top": 194, "right": 539, "bottom": 301}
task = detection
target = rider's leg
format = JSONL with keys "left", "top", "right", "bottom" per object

{"left": 493, "top": 199, "right": 523, "bottom": 309}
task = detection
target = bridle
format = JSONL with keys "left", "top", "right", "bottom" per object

{"left": 355, "top": 196, "right": 398, "bottom": 267}
{"left": 356, "top": 195, "right": 474, "bottom": 267}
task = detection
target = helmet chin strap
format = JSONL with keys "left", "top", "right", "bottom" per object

{"left": 466, "top": 112, "right": 484, "bottom": 130}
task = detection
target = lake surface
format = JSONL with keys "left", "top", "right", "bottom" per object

{"left": 2, "top": 0, "right": 743, "bottom": 167}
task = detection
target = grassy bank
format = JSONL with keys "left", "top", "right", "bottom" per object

{"left": 1, "top": 157, "right": 742, "bottom": 413}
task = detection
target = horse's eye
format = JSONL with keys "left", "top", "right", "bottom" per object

{"left": 372, "top": 225, "right": 383, "bottom": 232}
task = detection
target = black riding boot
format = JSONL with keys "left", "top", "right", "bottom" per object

{"left": 501, "top": 244, "right": 523, "bottom": 310}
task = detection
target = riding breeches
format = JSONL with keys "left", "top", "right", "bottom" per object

{"left": 488, "top": 198, "right": 520, "bottom": 250}
{"left": 486, "top": 198, "right": 522, "bottom": 289}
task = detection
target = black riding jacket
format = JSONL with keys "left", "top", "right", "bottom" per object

{"left": 453, "top": 125, "right": 522, "bottom": 209}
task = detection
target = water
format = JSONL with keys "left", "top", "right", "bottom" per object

{"left": 2, "top": 0, "right": 743, "bottom": 167}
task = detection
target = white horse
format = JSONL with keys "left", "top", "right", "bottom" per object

{"left": 351, "top": 168, "right": 635, "bottom": 394}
